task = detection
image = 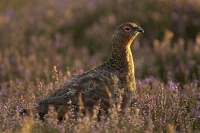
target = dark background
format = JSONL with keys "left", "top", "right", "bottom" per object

{"left": 0, "top": 0, "right": 200, "bottom": 84}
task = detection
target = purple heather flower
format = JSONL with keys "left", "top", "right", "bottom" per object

{"left": 171, "top": 12, "right": 178, "bottom": 20}
{"left": 195, "top": 111, "right": 200, "bottom": 121}
{"left": 54, "top": 40, "right": 61, "bottom": 48}
{"left": 17, "top": 66, "right": 24, "bottom": 72}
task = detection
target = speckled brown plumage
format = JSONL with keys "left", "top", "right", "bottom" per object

{"left": 25, "top": 22, "right": 144, "bottom": 120}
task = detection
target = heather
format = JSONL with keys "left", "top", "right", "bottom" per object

{"left": 0, "top": 0, "right": 200, "bottom": 132}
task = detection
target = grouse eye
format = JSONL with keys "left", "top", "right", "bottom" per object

{"left": 124, "top": 27, "right": 131, "bottom": 32}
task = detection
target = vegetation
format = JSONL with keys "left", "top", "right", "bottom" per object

{"left": 0, "top": 0, "right": 200, "bottom": 132}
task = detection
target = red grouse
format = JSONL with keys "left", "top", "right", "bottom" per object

{"left": 23, "top": 22, "right": 144, "bottom": 120}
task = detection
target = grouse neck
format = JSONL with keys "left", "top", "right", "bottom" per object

{"left": 109, "top": 42, "right": 134, "bottom": 73}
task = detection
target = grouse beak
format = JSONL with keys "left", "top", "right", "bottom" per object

{"left": 136, "top": 26, "right": 144, "bottom": 33}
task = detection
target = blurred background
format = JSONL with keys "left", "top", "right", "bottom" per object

{"left": 0, "top": 0, "right": 200, "bottom": 85}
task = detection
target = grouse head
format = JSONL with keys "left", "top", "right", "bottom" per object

{"left": 112, "top": 22, "right": 144, "bottom": 47}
